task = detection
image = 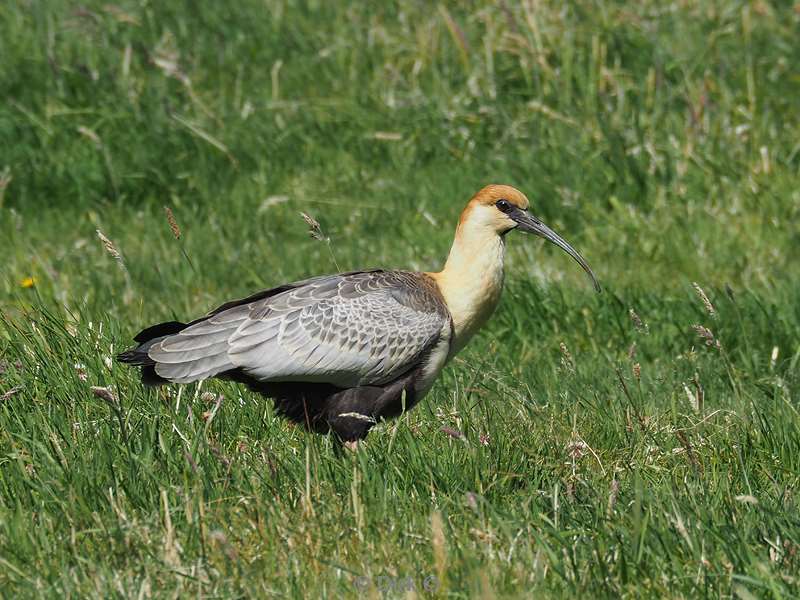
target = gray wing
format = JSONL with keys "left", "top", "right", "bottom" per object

{"left": 148, "top": 271, "right": 450, "bottom": 387}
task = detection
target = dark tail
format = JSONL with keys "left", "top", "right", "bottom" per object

{"left": 117, "top": 320, "right": 187, "bottom": 385}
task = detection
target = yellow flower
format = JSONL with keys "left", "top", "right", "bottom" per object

{"left": 20, "top": 276, "right": 36, "bottom": 288}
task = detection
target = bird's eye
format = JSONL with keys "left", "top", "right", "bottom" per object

{"left": 496, "top": 199, "right": 511, "bottom": 213}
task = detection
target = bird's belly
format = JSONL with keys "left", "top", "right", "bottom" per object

{"left": 415, "top": 324, "right": 453, "bottom": 397}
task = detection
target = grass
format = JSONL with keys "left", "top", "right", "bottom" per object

{"left": 1, "top": 0, "right": 799, "bottom": 597}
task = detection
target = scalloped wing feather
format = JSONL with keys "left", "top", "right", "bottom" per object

{"left": 149, "top": 271, "right": 450, "bottom": 387}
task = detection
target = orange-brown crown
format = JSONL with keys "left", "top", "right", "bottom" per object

{"left": 469, "top": 184, "right": 529, "bottom": 209}
{"left": 458, "top": 184, "right": 529, "bottom": 226}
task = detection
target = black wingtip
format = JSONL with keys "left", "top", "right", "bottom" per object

{"left": 133, "top": 320, "right": 187, "bottom": 343}
{"left": 116, "top": 349, "right": 142, "bottom": 364}
{"left": 118, "top": 320, "right": 189, "bottom": 386}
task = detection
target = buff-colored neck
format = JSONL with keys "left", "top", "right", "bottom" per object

{"left": 428, "top": 219, "right": 506, "bottom": 355}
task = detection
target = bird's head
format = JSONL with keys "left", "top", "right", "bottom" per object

{"left": 460, "top": 184, "right": 601, "bottom": 292}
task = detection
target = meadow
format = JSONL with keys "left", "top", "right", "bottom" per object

{"left": 1, "top": 1, "right": 799, "bottom": 597}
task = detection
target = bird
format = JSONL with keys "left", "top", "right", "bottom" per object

{"left": 118, "top": 184, "right": 599, "bottom": 445}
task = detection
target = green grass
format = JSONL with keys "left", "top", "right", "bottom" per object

{"left": 2, "top": 0, "right": 800, "bottom": 597}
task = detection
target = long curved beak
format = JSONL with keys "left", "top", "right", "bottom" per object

{"left": 511, "top": 209, "right": 601, "bottom": 292}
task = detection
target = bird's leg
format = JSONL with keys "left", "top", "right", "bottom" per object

{"left": 343, "top": 440, "right": 360, "bottom": 452}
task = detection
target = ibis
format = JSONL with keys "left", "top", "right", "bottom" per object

{"left": 118, "top": 185, "right": 599, "bottom": 442}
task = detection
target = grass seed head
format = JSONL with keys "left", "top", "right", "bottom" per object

{"left": 299, "top": 211, "right": 326, "bottom": 242}
{"left": 607, "top": 478, "right": 620, "bottom": 517}
{"left": 164, "top": 206, "right": 181, "bottom": 239}
{"left": 96, "top": 229, "right": 126, "bottom": 271}
{"left": 692, "top": 282, "right": 716, "bottom": 317}
{"left": 441, "top": 426, "right": 465, "bottom": 440}
{"left": 77, "top": 126, "right": 102, "bottom": 147}
{"left": 629, "top": 308, "right": 649, "bottom": 333}
{"left": 559, "top": 342, "right": 575, "bottom": 372}
{"left": 692, "top": 324, "right": 720, "bottom": 348}
{"left": 90, "top": 386, "right": 117, "bottom": 404}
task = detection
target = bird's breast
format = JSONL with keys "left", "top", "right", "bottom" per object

{"left": 447, "top": 267, "right": 504, "bottom": 355}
